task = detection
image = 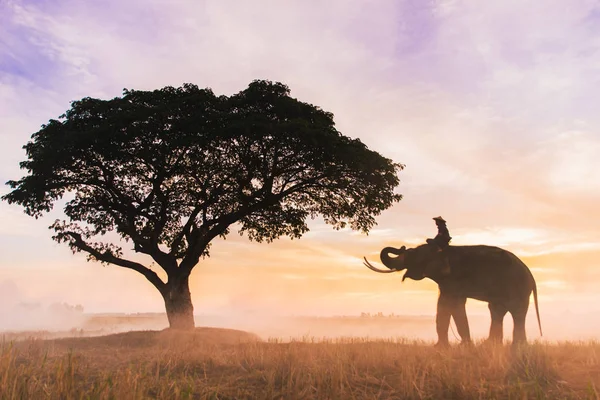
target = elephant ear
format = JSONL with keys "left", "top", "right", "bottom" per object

{"left": 424, "top": 249, "right": 451, "bottom": 277}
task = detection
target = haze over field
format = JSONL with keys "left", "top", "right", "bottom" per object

{"left": 1, "top": 1, "right": 599, "bottom": 340}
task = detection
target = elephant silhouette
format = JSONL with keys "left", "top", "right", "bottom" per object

{"left": 364, "top": 243, "right": 542, "bottom": 347}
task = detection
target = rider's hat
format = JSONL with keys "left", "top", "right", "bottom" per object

{"left": 433, "top": 216, "right": 446, "bottom": 223}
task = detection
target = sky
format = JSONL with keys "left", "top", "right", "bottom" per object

{"left": 1, "top": 0, "right": 600, "bottom": 339}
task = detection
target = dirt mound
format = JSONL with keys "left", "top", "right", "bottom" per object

{"left": 46, "top": 327, "right": 261, "bottom": 350}
{"left": 159, "top": 327, "right": 262, "bottom": 345}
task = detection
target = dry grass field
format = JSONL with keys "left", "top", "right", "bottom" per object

{"left": 1, "top": 327, "right": 599, "bottom": 399}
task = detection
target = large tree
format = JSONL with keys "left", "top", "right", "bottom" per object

{"left": 3, "top": 80, "right": 403, "bottom": 329}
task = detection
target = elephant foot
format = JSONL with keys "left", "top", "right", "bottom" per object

{"left": 459, "top": 339, "right": 473, "bottom": 348}
{"left": 434, "top": 340, "right": 450, "bottom": 349}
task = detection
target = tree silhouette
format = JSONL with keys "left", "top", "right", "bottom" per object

{"left": 3, "top": 80, "right": 404, "bottom": 329}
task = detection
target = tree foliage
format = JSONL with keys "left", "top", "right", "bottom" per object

{"left": 3, "top": 80, "right": 403, "bottom": 286}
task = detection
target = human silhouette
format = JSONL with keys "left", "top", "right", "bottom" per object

{"left": 426, "top": 216, "right": 452, "bottom": 274}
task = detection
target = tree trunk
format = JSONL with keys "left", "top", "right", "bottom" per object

{"left": 163, "top": 275, "right": 195, "bottom": 330}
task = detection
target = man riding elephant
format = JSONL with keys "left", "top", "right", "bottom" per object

{"left": 426, "top": 216, "right": 452, "bottom": 275}
{"left": 363, "top": 215, "right": 543, "bottom": 346}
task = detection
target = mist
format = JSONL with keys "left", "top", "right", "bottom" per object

{"left": 2, "top": 275, "right": 599, "bottom": 343}
{"left": 0, "top": 279, "right": 85, "bottom": 332}
{"left": 200, "top": 306, "right": 600, "bottom": 343}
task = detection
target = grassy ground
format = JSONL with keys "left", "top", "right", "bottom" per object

{"left": 0, "top": 328, "right": 599, "bottom": 399}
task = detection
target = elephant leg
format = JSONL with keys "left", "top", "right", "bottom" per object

{"left": 488, "top": 303, "right": 507, "bottom": 344}
{"left": 511, "top": 300, "right": 530, "bottom": 346}
{"left": 451, "top": 297, "right": 471, "bottom": 344}
{"left": 435, "top": 293, "right": 453, "bottom": 347}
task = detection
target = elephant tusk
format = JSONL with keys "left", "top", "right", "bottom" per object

{"left": 363, "top": 257, "right": 398, "bottom": 274}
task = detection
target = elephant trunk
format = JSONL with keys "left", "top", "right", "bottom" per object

{"left": 380, "top": 246, "right": 407, "bottom": 271}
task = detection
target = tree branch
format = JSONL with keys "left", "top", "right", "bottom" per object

{"left": 169, "top": 204, "right": 203, "bottom": 257}
{"left": 64, "top": 232, "right": 167, "bottom": 294}
{"left": 72, "top": 160, "right": 178, "bottom": 274}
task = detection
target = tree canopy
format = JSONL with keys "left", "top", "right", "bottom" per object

{"left": 3, "top": 80, "right": 404, "bottom": 328}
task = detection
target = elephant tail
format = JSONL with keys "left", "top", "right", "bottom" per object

{"left": 533, "top": 280, "right": 543, "bottom": 336}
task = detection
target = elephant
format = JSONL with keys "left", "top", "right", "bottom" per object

{"left": 363, "top": 243, "right": 542, "bottom": 347}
